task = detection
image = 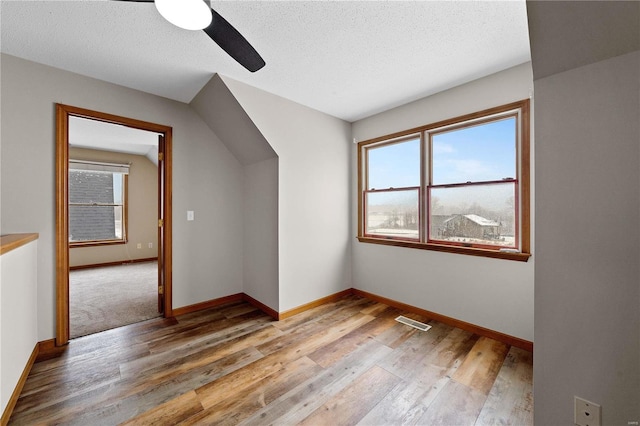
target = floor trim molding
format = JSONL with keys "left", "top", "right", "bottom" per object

{"left": 1, "top": 343, "right": 39, "bottom": 425}
{"left": 278, "top": 289, "right": 353, "bottom": 320}
{"left": 69, "top": 257, "right": 158, "bottom": 271}
{"left": 242, "top": 294, "right": 279, "bottom": 320}
{"left": 351, "top": 288, "right": 533, "bottom": 352}
{"left": 35, "top": 339, "right": 67, "bottom": 363}
{"left": 172, "top": 293, "right": 244, "bottom": 317}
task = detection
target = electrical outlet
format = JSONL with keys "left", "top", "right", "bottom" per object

{"left": 148, "top": 243, "right": 153, "bottom": 249}
{"left": 575, "top": 396, "right": 601, "bottom": 426}
{"left": 187, "top": 210, "right": 195, "bottom": 221}
{"left": 136, "top": 243, "right": 141, "bottom": 249}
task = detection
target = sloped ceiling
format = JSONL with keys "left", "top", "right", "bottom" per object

{"left": 190, "top": 74, "right": 275, "bottom": 166}
{"left": 527, "top": 0, "right": 640, "bottom": 80}
{"left": 69, "top": 116, "right": 161, "bottom": 165}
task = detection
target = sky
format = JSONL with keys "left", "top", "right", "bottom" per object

{"left": 433, "top": 117, "right": 516, "bottom": 185}
{"left": 367, "top": 116, "right": 516, "bottom": 190}
{"left": 366, "top": 116, "right": 517, "bottom": 218}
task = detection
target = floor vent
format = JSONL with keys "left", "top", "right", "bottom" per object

{"left": 395, "top": 316, "right": 432, "bottom": 331}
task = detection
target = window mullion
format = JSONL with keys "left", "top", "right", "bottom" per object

{"left": 420, "top": 131, "right": 428, "bottom": 243}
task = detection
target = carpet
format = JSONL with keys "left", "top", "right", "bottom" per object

{"left": 69, "top": 261, "right": 160, "bottom": 338}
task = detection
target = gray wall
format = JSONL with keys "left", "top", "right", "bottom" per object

{"left": 527, "top": 1, "right": 640, "bottom": 422}
{"left": 351, "top": 63, "right": 535, "bottom": 341}
{"left": 190, "top": 74, "right": 279, "bottom": 311}
{"left": 243, "top": 157, "right": 279, "bottom": 310}
{"left": 534, "top": 50, "right": 640, "bottom": 426}
{"left": 222, "top": 76, "right": 353, "bottom": 312}
{"left": 0, "top": 54, "right": 244, "bottom": 339}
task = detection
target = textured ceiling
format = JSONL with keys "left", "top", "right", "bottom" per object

{"left": 0, "top": 0, "right": 531, "bottom": 122}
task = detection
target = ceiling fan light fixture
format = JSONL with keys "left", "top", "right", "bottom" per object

{"left": 155, "top": 0, "right": 212, "bottom": 31}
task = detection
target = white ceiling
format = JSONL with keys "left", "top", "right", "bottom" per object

{"left": 0, "top": 0, "right": 531, "bottom": 123}
{"left": 69, "top": 116, "right": 160, "bottom": 163}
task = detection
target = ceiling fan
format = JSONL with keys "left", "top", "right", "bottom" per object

{"left": 114, "top": 0, "right": 265, "bottom": 72}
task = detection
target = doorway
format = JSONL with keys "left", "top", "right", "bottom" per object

{"left": 56, "top": 104, "right": 173, "bottom": 346}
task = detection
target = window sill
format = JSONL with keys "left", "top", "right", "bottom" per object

{"left": 357, "top": 236, "right": 531, "bottom": 262}
{"left": 70, "top": 240, "right": 127, "bottom": 248}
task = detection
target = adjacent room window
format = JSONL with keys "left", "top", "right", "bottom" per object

{"left": 69, "top": 160, "right": 129, "bottom": 246}
{"left": 358, "top": 99, "right": 530, "bottom": 261}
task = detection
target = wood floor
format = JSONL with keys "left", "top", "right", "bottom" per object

{"left": 9, "top": 295, "right": 533, "bottom": 425}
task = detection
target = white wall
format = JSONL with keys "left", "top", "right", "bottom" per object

{"left": 221, "top": 76, "right": 353, "bottom": 312}
{"left": 0, "top": 240, "right": 38, "bottom": 414}
{"left": 351, "top": 63, "right": 535, "bottom": 341}
{"left": 534, "top": 50, "right": 640, "bottom": 425}
{"left": 0, "top": 54, "right": 244, "bottom": 339}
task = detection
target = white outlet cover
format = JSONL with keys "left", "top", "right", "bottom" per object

{"left": 187, "top": 210, "right": 194, "bottom": 221}
{"left": 574, "top": 396, "right": 601, "bottom": 426}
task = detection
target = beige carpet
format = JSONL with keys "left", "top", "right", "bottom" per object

{"left": 69, "top": 261, "right": 160, "bottom": 338}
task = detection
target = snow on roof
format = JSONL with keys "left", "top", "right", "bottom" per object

{"left": 444, "top": 214, "right": 499, "bottom": 227}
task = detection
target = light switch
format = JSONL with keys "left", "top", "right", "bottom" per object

{"left": 187, "top": 210, "right": 195, "bottom": 221}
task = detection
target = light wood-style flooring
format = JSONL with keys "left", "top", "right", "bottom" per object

{"left": 9, "top": 295, "right": 533, "bottom": 425}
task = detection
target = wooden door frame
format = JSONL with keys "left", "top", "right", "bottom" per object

{"left": 55, "top": 104, "right": 173, "bottom": 346}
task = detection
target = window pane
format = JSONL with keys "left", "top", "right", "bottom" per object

{"left": 69, "top": 205, "right": 118, "bottom": 242}
{"left": 69, "top": 170, "right": 116, "bottom": 204}
{"left": 69, "top": 170, "right": 125, "bottom": 242}
{"left": 432, "top": 117, "right": 516, "bottom": 185}
{"left": 114, "top": 206, "right": 123, "bottom": 239}
{"left": 429, "top": 182, "right": 516, "bottom": 247}
{"left": 366, "top": 189, "right": 419, "bottom": 240}
{"left": 112, "top": 173, "right": 124, "bottom": 204}
{"left": 367, "top": 137, "right": 420, "bottom": 190}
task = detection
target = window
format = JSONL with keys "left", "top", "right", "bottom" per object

{"left": 358, "top": 99, "right": 530, "bottom": 261}
{"left": 69, "top": 160, "right": 129, "bottom": 246}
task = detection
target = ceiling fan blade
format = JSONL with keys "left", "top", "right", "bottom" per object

{"left": 109, "top": 0, "right": 265, "bottom": 72}
{"left": 203, "top": 8, "right": 265, "bottom": 72}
